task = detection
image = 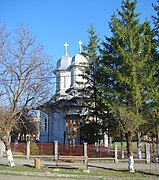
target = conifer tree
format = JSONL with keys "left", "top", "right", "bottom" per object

{"left": 80, "top": 25, "right": 102, "bottom": 143}
{"left": 82, "top": 25, "right": 100, "bottom": 122}
{"left": 99, "top": 0, "right": 157, "bottom": 172}
{"left": 150, "top": 0, "right": 159, "bottom": 151}
{"left": 152, "top": 0, "right": 159, "bottom": 40}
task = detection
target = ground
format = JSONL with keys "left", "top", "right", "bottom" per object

{"left": 0, "top": 157, "right": 158, "bottom": 179}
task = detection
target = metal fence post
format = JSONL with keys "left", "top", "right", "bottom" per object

{"left": 54, "top": 141, "right": 58, "bottom": 162}
{"left": 26, "top": 141, "right": 30, "bottom": 160}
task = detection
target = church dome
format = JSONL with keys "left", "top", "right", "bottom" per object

{"left": 69, "top": 40, "right": 87, "bottom": 68}
{"left": 54, "top": 42, "right": 72, "bottom": 74}
{"left": 55, "top": 54, "right": 72, "bottom": 71}
{"left": 71, "top": 53, "right": 87, "bottom": 66}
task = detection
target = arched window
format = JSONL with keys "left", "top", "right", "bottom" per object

{"left": 64, "top": 76, "right": 66, "bottom": 88}
{"left": 45, "top": 117, "right": 47, "bottom": 131}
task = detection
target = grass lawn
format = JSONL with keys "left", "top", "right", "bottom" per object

{"left": 0, "top": 165, "right": 157, "bottom": 179}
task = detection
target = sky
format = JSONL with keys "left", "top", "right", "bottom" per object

{"left": 0, "top": 0, "right": 157, "bottom": 67}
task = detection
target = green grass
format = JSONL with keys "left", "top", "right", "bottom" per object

{"left": 0, "top": 165, "right": 157, "bottom": 178}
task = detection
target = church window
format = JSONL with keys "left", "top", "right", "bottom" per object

{"left": 64, "top": 76, "right": 66, "bottom": 88}
{"left": 45, "top": 117, "right": 47, "bottom": 131}
{"left": 56, "top": 77, "right": 60, "bottom": 91}
{"left": 71, "top": 70, "right": 74, "bottom": 86}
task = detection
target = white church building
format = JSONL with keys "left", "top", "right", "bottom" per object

{"left": 39, "top": 41, "right": 88, "bottom": 145}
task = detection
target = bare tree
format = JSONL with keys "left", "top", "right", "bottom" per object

{"left": 0, "top": 24, "right": 54, "bottom": 166}
{"left": 13, "top": 109, "right": 39, "bottom": 142}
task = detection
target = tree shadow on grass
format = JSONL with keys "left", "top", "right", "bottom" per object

{"left": 0, "top": 164, "right": 8, "bottom": 167}
{"left": 88, "top": 164, "right": 159, "bottom": 177}
{"left": 23, "top": 164, "right": 34, "bottom": 168}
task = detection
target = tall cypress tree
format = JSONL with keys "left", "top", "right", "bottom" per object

{"left": 99, "top": 0, "right": 157, "bottom": 172}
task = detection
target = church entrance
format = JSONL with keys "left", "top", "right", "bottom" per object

{"left": 65, "top": 115, "right": 81, "bottom": 146}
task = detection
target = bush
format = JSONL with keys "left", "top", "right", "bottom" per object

{"left": 30, "top": 142, "right": 39, "bottom": 155}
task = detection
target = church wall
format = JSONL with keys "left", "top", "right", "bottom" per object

{"left": 70, "top": 66, "right": 86, "bottom": 89}
{"left": 40, "top": 111, "right": 49, "bottom": 142}
{"left": 48, "top": 110, "right": 66, "bottom": 144}
{"left": 56, "top": 71, "right": 71, "bottom": 95}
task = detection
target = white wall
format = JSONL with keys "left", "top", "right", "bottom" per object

{"left": 40, "top": 111, "right": 49, "bottom": 142}
{"left": 50, "top": 110, "right": 66, "bottom": 144}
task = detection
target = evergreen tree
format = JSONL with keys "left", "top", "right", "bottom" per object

{"left": 99, "top": 0, "right": 157, "bottom": 172}
{"left": 80, "top": 25, "right": 103, "bottom": 143}
{"left": 149, "top": 0, "right": 159, "bottom": 147}
{"left": 152, "top": 0, "right": 159, "bottom": 41}
{"left": 82, "top": 25, "right": 100, "bottom": 122}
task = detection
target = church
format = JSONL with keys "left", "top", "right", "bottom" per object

{"left": 39, "top": 41, "right": 88, "bottom": 145}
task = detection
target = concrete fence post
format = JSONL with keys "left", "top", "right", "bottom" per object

{"left": 145, "top": 144, "right": 150, "bottom": 163}
{"left": 83, "top": 142, "right": 88, "bottom": 166}
{"left": 54, "top": 141, "right": 58, "bottom": 162}
{"left": 83, "top": 142, "right": 87, "bottom": 157}
{"left": 114, "top": 143, "right": 118, "bottom": 163}
{"left": 26, "top": 141, "right": 30, "bottom": 160}
{"left": 121, "top": 141, "right": 124, "bottom": 159}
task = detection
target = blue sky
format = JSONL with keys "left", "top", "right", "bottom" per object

{"left": 0, "top": 0, "right": 157, "bottom": 67}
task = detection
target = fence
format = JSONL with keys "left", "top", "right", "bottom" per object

{"left": 10, "top": 142, "right": 115, "bottom": 158}
{"left": 10, "top": 141, "right": 158, "bottom": 163}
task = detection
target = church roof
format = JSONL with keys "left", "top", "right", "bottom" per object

{"left": 54, "top": 42, "right": 72, "bottom": 73}
{"left": 69, "top": 40, "right": 87, "bottom": 68}
{"left": 70, "top": 53, "right": 87, "bottom": 67}
{"left": 54, "top": 54, "right": 72, "bottom": 73}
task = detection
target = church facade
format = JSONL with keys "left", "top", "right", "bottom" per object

{"left": 40, "top": 41, "right": 88, "bottom": 145}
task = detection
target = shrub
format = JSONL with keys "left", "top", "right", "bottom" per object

{"left": 30, "top": 142, "right": 39, "bottom": 155}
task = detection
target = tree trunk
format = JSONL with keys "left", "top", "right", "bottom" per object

{"left": 156, "top": 133, "right": 159, "bottom": 159}
{"left": 137, "top": 132, "right": 142, "bottom": 159}
{"left": 125, "top": 131, "right": 135, "bottom": 172}
{"left": 120, "top": 133, "right": 124, "bottom": 158}
{"left": 0, "top": 140, "right": 5, "bottom": 157}
{"left": 1, "top": 135, "right": 15, "bottom": 167}
{"left": 155, "top": 125, "right": 159, "bottom": 159}
{"left": 121, "top": 140, "right": 125, "bottom": 159}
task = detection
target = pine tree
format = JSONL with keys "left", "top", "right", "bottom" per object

{"left": 99, "top": 0, "right": 157, "bottom": 172}
{"left": 152, "top": 0, "right": 159, "bottom": 40}
{"left": 80, "top": 25, "right": 102, "bottom": 143}
{"left": 83, "top": 25, "right": 100, "bottom": 122}
{"left": 150, "top": 0, "right": 159, "bottom": 151}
